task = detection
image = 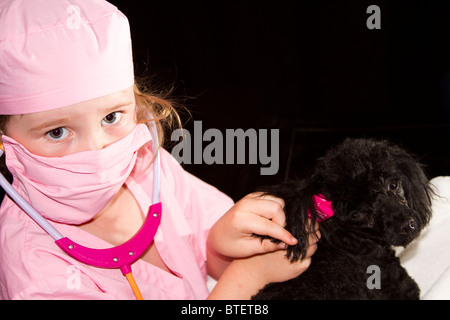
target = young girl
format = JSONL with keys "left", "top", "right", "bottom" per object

{"left": 0, "top": 0, "right": 319, "bottom": 299}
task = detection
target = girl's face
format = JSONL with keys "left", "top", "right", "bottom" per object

{"left": 4, "top": 86, "right": 137, "bottom": 157}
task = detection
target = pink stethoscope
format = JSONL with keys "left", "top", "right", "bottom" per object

{"left": 0, "top": 122, "right": 162, "bottom": 300}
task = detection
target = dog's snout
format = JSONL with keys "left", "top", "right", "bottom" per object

{"left": 408, "top": 219, "right": 416, "bottom": 230}
{"left": 401, "top": 218, "right": 416, "bottom": 232}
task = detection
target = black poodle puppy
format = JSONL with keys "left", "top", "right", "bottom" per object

{"left": 253, "top": 138, "right": 433, "bottom": 300}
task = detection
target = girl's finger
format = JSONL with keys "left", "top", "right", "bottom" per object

{"left": 239, "top": 194, "right": 287, "bottom": 229}
{"left": 304, "top": 242, "right": 318, "bottom": 259}
{"left": 243, "top": 211, "right": 297, "bottom": 247}
{"left": 245, "top": 192, "right": 285, "bottom": 209}
{"left": 308, "top": 229, "right": 321, "bottom": 244}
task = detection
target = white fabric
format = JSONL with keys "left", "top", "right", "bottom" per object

{"left": 397, "top": 176, "right": 450, "bottom": 300}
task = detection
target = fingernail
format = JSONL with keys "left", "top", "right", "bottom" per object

{"left": 278, "top": 242, "right": 288, "bottom": 249}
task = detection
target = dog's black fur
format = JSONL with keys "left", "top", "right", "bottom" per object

{"left": 253, "top": 138, "right": 433, "bottom": 300}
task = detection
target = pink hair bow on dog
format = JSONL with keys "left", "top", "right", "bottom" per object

{"left": 308, "top": 194, "right": 334, "bottom": 222}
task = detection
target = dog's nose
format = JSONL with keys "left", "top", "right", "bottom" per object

{"left": 402, "top": 218, "right": 416, "bottom": 232}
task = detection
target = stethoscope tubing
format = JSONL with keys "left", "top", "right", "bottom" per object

{"left": 0, "top": 168, "right": 64, "bottom": 240}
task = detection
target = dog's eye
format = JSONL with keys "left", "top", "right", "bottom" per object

{"left": 352, "top": 211, "right": 366, "bottom": 218}
{"left": 388, "top": 181, "right": 399, "bottom": 191}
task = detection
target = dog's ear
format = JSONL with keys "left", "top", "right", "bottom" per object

{"left": 396, "top": 152, "right": 433, "bottom": 227}
{"left": 257, "top": 182, "right": 318, "bottom": 262}
{"left": 285, "top": 190, "right": 321, "bottom": 262}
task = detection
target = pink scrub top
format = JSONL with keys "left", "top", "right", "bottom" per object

{"left": 0, "top": 146, "right": 234, "bottom": 299}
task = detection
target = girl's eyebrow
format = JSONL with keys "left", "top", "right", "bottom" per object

{"left": 29, "top": 117, "right": 72, "bottom": 132}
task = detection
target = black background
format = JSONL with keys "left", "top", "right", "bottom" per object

{"left": 110, "top": 0, "right": 450, "bottom": 201}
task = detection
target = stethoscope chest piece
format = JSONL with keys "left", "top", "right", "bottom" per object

{"left": 55, "top": 202, "right": 162, "bottom": 275}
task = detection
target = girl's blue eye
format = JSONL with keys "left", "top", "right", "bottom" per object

{"left": 102, "top": 112, "right": 122, "bottom": 126}
{"left": 46, "top": 127, "right": 68, "bottom": 141}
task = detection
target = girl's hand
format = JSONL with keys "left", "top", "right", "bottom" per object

{"left": 208, "top": 192, "right": 298, "bottom": 259}
{"left": 208, "top": 228, "right": 320, "bottom": 300}
{"left": 239, "top": 228, "right": 319, "bottom": 284}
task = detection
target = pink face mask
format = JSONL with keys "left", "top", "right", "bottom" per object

{"left": 1, "top": 124, "right": 152, "bottom": 225}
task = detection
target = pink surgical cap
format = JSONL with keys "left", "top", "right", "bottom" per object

{"left": 0, "top": 0, "right": 134, "bottom": 115}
